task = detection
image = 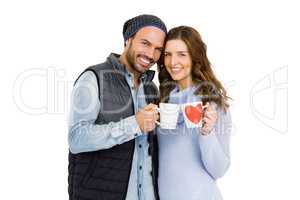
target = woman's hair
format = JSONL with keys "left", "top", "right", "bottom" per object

{"left": 158, "top": 26, "right": 230, "bottom": 111}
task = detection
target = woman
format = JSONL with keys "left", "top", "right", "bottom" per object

{"left": 157, "top": 26, "right": 232, "bottom": 200}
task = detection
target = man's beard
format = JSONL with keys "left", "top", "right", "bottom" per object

{"left": 126, "top": 43, "right": 141, "bottom": 73}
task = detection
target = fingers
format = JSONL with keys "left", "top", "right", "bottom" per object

{"left": 202, "top": 116, "right": 213, "bottom": 124}
{"left": 144, "top": 119, "right": 156, "bottom": 132}
{"left": 204, "top": 102, "right": 214, "bottom": 112}
{"left": 202, "top": 102, "right": 209, "bottom": 109}
{"left": 144, "top": 103, "right": 158, "bottom": 111}
{"left": 201, "top": 102, "right": 218, "bottom": 135}
{"left": 142, "top": 109, "right": 159, "bottom": 119}
{"left": 204, "top": 110, "right": 217, "bottom": 121}
{"left": 203, "top": 102, "right": 217, "bottom": 120}
{"left": 136, "top": 104, "right": 160, "bottom": 133}
{"left": 143, "top": 104, "right": 159, "bottom": 119}
{"left": 201, "top": 116, "right": 215, "bottom": 135}
{"left": 143, "top": 104, "right": 159, "bottom": 117}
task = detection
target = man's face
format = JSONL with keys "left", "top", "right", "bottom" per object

{"left": 125, "top": 26, "right": 165, "bottom": 74}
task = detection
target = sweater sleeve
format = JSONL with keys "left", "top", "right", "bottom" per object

{"left": 198, "top": 107, "right": 232, "bottom": 180}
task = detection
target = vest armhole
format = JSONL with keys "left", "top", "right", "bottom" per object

{"left": 73, "top": 68, "right": 102, "bottom": 110}
{"left": 85, "top": 69, "right": 100, "bottom": 98}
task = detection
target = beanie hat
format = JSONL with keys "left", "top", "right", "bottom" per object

{"left": 123, "top": 14, "right": 167, "bottom": 42}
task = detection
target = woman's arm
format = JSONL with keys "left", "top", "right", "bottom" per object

{"left": 198, "top": 107, "right": 232, "bottom": 179}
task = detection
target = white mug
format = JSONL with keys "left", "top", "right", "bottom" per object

{"left": 157, "top": 103, "right": 180, "bottom": 129}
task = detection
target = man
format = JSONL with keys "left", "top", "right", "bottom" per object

{"left": 68, "top": 14, "right": 167, "bottom": 200}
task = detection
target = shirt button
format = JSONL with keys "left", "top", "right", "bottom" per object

{"left": 139, "top": 165, "right": 142, "bottom": 170}
{"left": 139, "top": 184, "right": 142, "bottom": 188}
{"left": 139, "top": 144, "right": 142, "bottom": 148}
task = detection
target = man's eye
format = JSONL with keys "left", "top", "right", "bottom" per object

{"left": 157, "top": 48, "right": 163, "bottom": 53}
{"left": 142, "top": 41, "right": 149, "bottom": 46}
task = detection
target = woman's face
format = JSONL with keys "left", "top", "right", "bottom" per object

{"left": 164, "top": 39, "right": 193, "bottom": 89}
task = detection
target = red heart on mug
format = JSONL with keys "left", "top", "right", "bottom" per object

{"left": 184, "top": 103, "right": 203, "bottom": 124}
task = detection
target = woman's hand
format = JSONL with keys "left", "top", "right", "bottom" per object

{"left": 201, "top": 102, "right": 218, "bottom": 135}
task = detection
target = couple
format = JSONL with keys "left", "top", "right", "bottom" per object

{"left": 68, "top": 14, "right": 231, "bottom": 200}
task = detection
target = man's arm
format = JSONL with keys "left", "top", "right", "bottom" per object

{"left": 68, "top": 71, "right": 142, "bottom": 154}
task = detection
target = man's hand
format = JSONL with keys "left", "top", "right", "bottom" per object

{"left": 135, "top": 103, "right": 159, "bottom": 133}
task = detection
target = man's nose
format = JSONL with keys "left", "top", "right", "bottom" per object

{"left": 145, "top": 48, "right": 156, "bottom": 61}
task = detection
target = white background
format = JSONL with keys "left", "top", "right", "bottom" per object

{"left": 0, "top": 0, "right": 299, "bottom": 199}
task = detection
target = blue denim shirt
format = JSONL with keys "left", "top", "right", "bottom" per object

{"left": 68, "top": 70, "right": 155, "bottom": 200}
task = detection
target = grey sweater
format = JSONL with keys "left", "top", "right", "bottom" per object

{"left": 157, "top": 85, "right": 232, "bottom": 200}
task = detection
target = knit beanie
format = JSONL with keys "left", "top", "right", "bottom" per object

{"left": 123, "top": 14, "right": 167, "bottom": 42}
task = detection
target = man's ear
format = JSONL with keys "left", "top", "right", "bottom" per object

{"left": 124, "top": 38, "right": 130, "bottom": 46}
{"left": 124, "top": 38, "right": 132, "bottom": 48}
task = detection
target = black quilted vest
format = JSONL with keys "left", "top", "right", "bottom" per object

{"left": 68, "top": 53, "right": 160, "bottom": 200}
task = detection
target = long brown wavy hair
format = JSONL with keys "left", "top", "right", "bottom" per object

{"left": 158, "top": 26, "right": 230, "bottom": 111}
